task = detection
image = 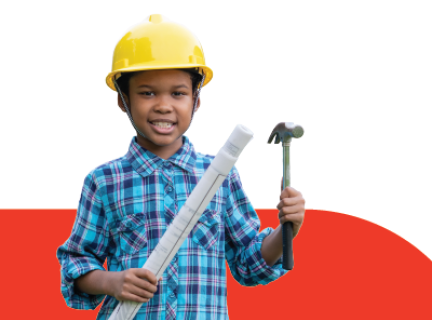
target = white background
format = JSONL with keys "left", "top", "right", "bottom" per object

{"left": 1, "top": 1, "right": 431, "bottom": 259}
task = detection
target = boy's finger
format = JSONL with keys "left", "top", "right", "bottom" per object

{"left": 276, "top": 196, "right": 302, "bottom": 209}
{"left": 280, "top": 186, "right": 301, "bottom": 199}
{"left": 278, "top": 203, "right": 304, "bottom": 216}
{"left": 133, "top": 276, "right": 158, "bottom": 293}
{"left": 135, "top": 268, "right": 157, "bottom": 285}
{"left": 129, "top": 285, "right": 155, "bottom": 299}
{"left": 121, "top": 292, "right": 150, "bottom": 304}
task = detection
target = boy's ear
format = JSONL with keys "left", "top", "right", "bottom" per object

{"left": 194, "top": 97, "right": 201, "bottom": 112}
{"left": 117, "top": 93, "right": 130, "bottom": 113}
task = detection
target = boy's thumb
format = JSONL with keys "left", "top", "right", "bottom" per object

{"left": 280, "top": 186, "right": 290, "bottom": 199}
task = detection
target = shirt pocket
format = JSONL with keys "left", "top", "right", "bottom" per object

{"left": 192, "top": 209, "right": 221, "bottom": 250}
{"left": 114, "top": 213, "right": 148, "bottom": 256}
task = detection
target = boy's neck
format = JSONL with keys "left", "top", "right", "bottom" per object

{"left": 136, "top": 134, "right": 184, "bottom": 160}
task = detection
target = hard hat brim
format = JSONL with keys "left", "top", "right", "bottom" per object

{"left": 106, "top": 64, "right": 213, "bottom": 92}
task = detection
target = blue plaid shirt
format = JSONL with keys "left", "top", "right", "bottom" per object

{"left": 57, "top": 136, "right": 287, "bottom": 319}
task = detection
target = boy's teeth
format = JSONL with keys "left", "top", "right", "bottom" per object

{"left": 153, "top": 122, "right": 173, "bottom": 128}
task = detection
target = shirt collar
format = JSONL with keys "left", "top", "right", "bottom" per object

{"left": 126, "top": 136, "right": 197, "bottom": 177}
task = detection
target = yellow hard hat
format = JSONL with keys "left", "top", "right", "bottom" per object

{"left": 106, "top": 14, "right": 213, "bottom": 91}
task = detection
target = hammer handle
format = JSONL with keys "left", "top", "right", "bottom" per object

{"left": 282, "top": 222, "right": 294, "bottom": 270}
{"left": 283, "top": 145, "right": 294, "bottom": 270}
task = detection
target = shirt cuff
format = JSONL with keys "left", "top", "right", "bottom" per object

{"left": 245, "top": 227, "right": 289, "bottom": 285}
{"left": 60, "top": 253, "right": 106, "bottom": 310}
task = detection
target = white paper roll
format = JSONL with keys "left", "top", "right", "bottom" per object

{"left": 108, "top": 124, "right": 253, "bottom": 320}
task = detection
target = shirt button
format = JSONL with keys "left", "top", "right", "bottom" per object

{"left": 167, "top": 186, "right": 173, "bottom": 192}
{"left": 126, "top": 221, "right": 133, "bottom": 228}
{"left": 164, "top": 162, "right": 171, "bottom": 168}
{"left": 170, "top": 293, "right": 175, "bottom": 298}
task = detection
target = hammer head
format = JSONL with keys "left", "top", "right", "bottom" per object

{"left": 268, "top": 122, "right": 304, "bottom": 144}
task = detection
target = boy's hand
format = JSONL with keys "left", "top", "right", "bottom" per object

{"left": 111, "top": 268, "right": 160, "bottom": 303}
{"left": 277, "top": 186, "right": 305, "bottom": 238}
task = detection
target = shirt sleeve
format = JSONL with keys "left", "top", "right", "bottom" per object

{"left": 224, "top": 167, "right": 288, "bottom": 286}
{"left": 56, "top": 172, "right": 110, "bottom": 309}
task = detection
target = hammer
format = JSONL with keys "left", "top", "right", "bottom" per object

{"left": 268, "top": 122, "right": 304, "bottom": 270}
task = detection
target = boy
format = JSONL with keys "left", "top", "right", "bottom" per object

{"left": 57, "top": 14, "right": 305, "bottom": 320}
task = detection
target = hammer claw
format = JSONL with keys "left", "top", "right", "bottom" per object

{"left": 267, "top": 132, "right": 280, "bottom": 144}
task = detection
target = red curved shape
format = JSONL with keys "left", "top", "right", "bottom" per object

{"left": 1, "top": 209, "right": 431, "bottom": 319}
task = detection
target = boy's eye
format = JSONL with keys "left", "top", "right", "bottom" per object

{"left": 173, "top": 91, "right": 186, "bottom": 96}
{"left": 139, "top": 91, "right": 154, "bottom": 96}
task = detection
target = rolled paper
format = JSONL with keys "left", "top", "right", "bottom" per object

{"left": 108, "top": 124, "right": 254, "bottom": 320}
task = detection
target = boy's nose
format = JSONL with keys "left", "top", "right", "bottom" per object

{"left": 154, "top": 103, "right": 173, "bottom": 113}
{"left": 153, "top": 96, "right": 174, "bottom": 113}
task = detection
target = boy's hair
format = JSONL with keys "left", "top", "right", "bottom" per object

{"left": 116, "top": 69, "right": 204, "bottom": 98}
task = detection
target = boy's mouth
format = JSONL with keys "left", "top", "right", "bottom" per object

{"left": 148, "top": 120, "right": 176, "bottom": 133}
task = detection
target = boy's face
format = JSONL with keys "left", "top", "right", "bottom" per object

{"left": 119, "top": 69, "right": 200, "bottom": 159}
